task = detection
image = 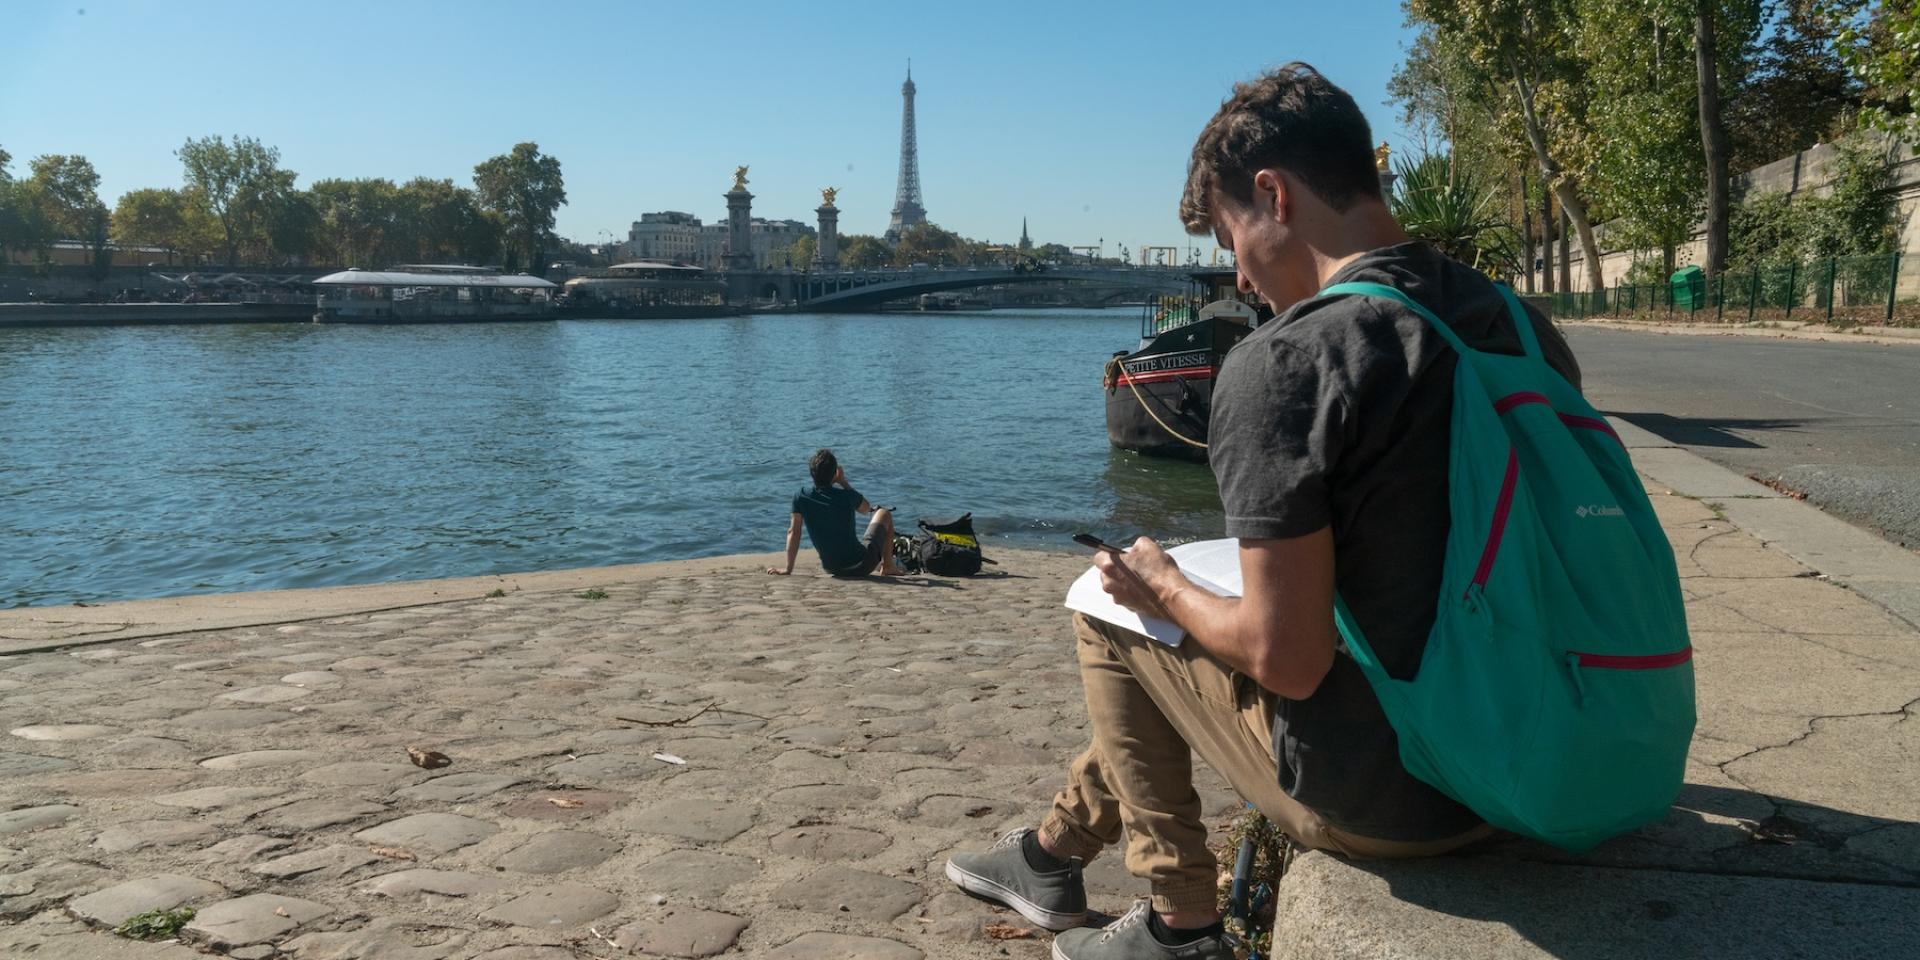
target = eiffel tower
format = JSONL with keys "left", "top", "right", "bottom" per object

{"left": 886, "top": 63, "right": 927, "bottom": 242}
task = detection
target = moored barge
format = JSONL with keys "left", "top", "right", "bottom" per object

{"left": 312, "top": 265, "right": 557, "bottom": 323}
{"left": 1103, "top": 269, "right": 1271, "bottom": 461}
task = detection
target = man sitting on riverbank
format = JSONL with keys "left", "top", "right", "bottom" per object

{"left": 768, "top": 449, "right": 906, "bottom": 578}
{"left": 944, "top": 64, "right": 1582, "bottom": 959}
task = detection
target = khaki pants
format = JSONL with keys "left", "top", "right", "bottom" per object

{"left": 1038, "top": 613, "right": 1494, "bottom": 917}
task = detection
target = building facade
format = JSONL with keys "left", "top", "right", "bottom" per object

{"left": 627, "top": 211, "right": 704, "bottom": 264}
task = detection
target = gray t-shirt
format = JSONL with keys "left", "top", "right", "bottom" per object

{"left": 1210, "top": 242, "right": 1582, "bottom": 841}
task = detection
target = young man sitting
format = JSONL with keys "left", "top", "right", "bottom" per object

{"left": 944, "top": 64, "right": 1582, "bottom": 959}
{"left": 768, "top": 448, "right": 906, "bottom": 578}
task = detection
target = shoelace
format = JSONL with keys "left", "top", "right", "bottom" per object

{"left": 1098, "top": 900, "right": 1151, "bottom": 943}
{"left": 992, "top": 829, "right": 1025, "bottom": 851}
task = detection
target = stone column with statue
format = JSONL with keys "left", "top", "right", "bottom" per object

{"left": 725, "top": 167, "right": 755, "bottom": 304}
{"left": 815, "top": 187, "right": 840, "bottom": 269}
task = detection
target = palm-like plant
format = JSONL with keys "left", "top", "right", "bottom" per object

{"left": 1389, "top": 154, "right": 1520, "bottom": 277}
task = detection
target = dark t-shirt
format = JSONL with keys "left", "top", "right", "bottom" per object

{"left": 792, "top": 485, "right": 867, "bottom": 572}
{"left": 1210, "top": 242, "right": 1583, "bottom": 842}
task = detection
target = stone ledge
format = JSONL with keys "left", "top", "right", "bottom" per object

{"left": 1269, "top": 851, "right": 1920, "bottom": 960}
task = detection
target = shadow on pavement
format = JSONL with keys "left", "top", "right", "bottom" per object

{"left": 1606, "top": 412, "right": 1808, "bottom": 449}
{"left": 1341, "top": 782, "right": 1916, "bottom": 959}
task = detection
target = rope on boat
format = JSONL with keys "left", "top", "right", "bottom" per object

{"left": 1105, "top": 356, "right": 1209, "bottom": 450}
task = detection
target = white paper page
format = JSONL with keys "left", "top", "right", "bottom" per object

{"left": 1062, "top": 539, "right": 1243, "bottom": 646}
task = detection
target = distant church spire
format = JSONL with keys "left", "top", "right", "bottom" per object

{"left": 1018, "top": 217, "right": 1032, "bottom": 252}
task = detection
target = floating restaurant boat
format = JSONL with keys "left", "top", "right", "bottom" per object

{"left": 557, "top": 261, "right": 742, "bottom": 319}
{"left": 1103, "top": 269, "right": 1271, "bottom": 462}
{"left": 311, "top": 265, "right": 557, "bottom": 323}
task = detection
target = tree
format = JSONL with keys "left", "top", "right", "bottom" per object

{"left": 25, "top": 154, "right": 105, "bottom": 240}
{"left": 838, "top": 233, "right": 891, "bottom": 268}
{"left": 1826, "top": 0, "right": 1919, "bottom": 140}
{"left": 779, "top": 234, "right": 818, "bottom": 268}
{"left": 473, "top": 143, "right": 566, "bottom": 276}
{"left": 309, "top": 178, "right": 400, "bottom": 267}
{"left": 112, "top": 187, "right": 221, "bottom": 263}
{"left": 177, "top": 135, "right": 296, "bottom": 267}
{"left": 1727, "top": 4, "right": 1860, "bottom": 173}
{"left": 1695, "top": 0, "right": 1732, "bottom": 275}
{"left": 1409, "top": 0, "right": 1609, "bottom": 293}
{"left": 0, "top": 146, "right": 33, "bottom": 263}
{"left": 396, "top": 177, "right": 498, "bottom": 264}
{"left": 893, "top": 223, "right": 965, "bottom": 266}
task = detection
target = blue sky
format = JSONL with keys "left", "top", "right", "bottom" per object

{"left": 2, "top": 0, "right": 1421, "bottom": 255}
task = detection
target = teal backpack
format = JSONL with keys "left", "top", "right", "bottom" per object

{"left": 1318, "top": 280, "right": 1695, "bottom": 852}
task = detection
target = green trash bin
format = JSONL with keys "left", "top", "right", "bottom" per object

{"left": 1670, "top": 265, "right": 1705, "bottom": 311}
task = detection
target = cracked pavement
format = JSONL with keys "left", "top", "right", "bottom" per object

{"left": 0, "top": 481, "right": 1915, "bottom": 959}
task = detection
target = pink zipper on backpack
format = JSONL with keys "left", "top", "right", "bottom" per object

{"left": 1571, "top": 648, "right": 1693, "bottom": 669}
{"left": 1493, "top": 392, "right": 1622, "bottom": 442}
{"left": 1468, "top": 449, "right": 1521, "bottom": 595}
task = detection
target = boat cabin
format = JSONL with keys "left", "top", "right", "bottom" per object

{"left": 312, "top": 265, "right": 557, "bottom": 323}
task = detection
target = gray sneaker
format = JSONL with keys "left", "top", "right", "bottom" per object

{"left": 945, "top": 828, "right": 1088, "bottom": 931}
{"left": 1050, "top": 900, "right": 1237, "bottom": 960}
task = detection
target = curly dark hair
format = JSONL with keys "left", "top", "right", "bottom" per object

{"left": 809, "top": 448, "right": 838, "bottom": 489}
{"left": 1179, "top": 63, "right": 1382, "bottom": 235}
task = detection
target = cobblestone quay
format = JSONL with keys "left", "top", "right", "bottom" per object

{"left": 3, "top": 476, "right": 1917, "bottom": 957}
{"left": 1, "top": 548, "right": 1209, "bottom": 959}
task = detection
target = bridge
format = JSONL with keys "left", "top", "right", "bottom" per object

{"left": 728, "top": 265, "right": 1195, "bottom": 311}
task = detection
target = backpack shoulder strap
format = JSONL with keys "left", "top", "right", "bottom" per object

{"left": 1492, "top": 283, "right": 1545, "bottom": 363}
{"left": 1319, "top": 280, "right": 1471, "bottom": 357}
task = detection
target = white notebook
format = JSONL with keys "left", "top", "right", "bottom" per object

{"left": 1063, "top": 538, "right": 1243, "bottom": 646}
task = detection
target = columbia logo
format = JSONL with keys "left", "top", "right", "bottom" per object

{"left": 1576, "top": 504, "right": 1626, "bottom": 518}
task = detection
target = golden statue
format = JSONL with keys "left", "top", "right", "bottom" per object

{"left": 1374, "top": 142, "right": 1392, "bottom": 172}
{"left": 820, "top": 186, "right": 837, "bottom": 207}
{"left": 731, "top": 166, "right": 750, "bottom": 191}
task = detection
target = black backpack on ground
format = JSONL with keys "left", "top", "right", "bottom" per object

{"left": 903, "top": 513, "right": 994, "bottom": 576}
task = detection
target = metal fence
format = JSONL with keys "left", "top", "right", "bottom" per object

{"left": 1550, "top": 251, "right": 1918, "bottom": 327}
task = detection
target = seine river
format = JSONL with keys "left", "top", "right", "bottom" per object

{"left": 0, "top": 308, "right": 1226, "bottom": 607}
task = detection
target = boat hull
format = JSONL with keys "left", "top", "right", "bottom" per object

{"left": 1103, "top": 316, "right": 1253, "bottom": 463}
{"left": 556, "top": 304, "right": 744, "bottom": 320}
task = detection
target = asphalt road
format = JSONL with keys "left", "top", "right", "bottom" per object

{"left": 1566, "top": 327, "right": 1920, "bottom": 550}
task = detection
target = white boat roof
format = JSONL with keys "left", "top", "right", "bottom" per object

{"left": 313, "top": 269, "right": 557, "bottom": 289}
{"left": 608, "top": 260, "right": 704, "bottom": 273}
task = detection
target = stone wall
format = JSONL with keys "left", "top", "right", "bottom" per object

{"left": 1529, "top": 136, "right": 1920, "bottom": 293}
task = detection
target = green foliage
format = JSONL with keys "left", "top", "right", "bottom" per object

{"left": 24, "top": 154, "right": 106, "bottom": 242}
{"left": 485, "top": 588, "right": 507, "bottom": 598}
{"left": 1728, "top": 189, "right": 1806, "bottom": 267}
{"left": 1826, "top": 0, "right": 1919, "bottom": 140}
{"left": 1728, "top": 6, "right": 1862, "bottom": 171}
{"left": 309, "top": 177, "right": 400, "bottom": 268}
{"left": 838, "top": 233, "right": 891, "bottom": 268}
{"left": 1623, "top": 257, "right": 1673, "bottom": 284}
{"left": 575, "top": 588, "right": 608, "bottom": 601}
{"left": 177, "top": 135, "right": 298, "bottom": 267}
{"left": 1801, "top": 137, "right": 1899, "bottom": 256}
{"left": 1581, "top": 0, "right": 1717, "bottom": 266}
{"left": 1390, "top": 153, "right": 1521, "bottom": 275}
{"left": 473, "top": 143, "right": 566, "bottom": 276}
{"left": 892, "top": 222, "right": 966, "bottom": 266}
{"left": 1728, "top": 137, "right": 1898, "bottom": 267}
{"left": 778, "top": 234, "right": 818, "bottom": 268}
{"left": 112, "top": 187, "right": 221, "bottom": 262}
{"left": 114, "top": 907, "right": 194, "bottom": 940}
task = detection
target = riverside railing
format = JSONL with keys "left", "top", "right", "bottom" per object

{"left": 1550, "top": 250, "right": 1916, "bottom": 327}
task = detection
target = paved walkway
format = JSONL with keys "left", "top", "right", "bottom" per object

{"left": 1, "top": 464, "right": 1915, "bottom": 957}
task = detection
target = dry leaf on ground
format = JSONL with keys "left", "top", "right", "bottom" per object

{"left": 370, "top": 845, "right": 417, "bottom": 861}
{"left": 984, "top": 923, "right": 1039, "bottom": 940}
{"left": 406, "top": 746, "right": 452, "bottom": 769}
